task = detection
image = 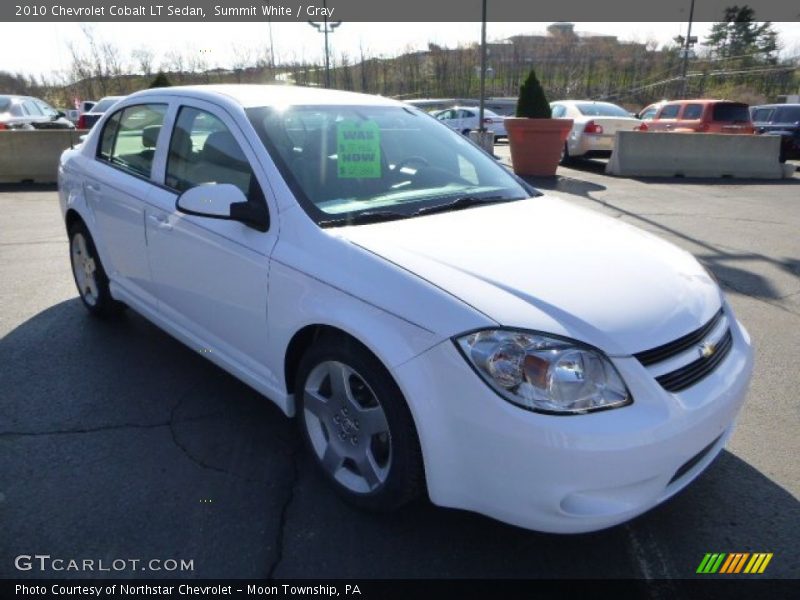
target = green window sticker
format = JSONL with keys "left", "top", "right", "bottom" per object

{"left": 337, "top": 120, "right": 381, "bottom": 178}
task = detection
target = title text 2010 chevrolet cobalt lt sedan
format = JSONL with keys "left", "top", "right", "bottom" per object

{"left": 58, "top": 85, "right": 753, "bottom": 533}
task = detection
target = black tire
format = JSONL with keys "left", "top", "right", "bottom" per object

{"left": 461, "top": 128, "right": 471, "bottom": 136}
{"left": 296, "top": 335, "right": 424, "bottom": 511}
{"left": 560, "top": 142, "right": 574, "bottom": 165}
{"left": 68, "top": 220, "right": 126, "bottom": 317}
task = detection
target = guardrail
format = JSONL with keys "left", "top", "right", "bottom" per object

{"left": 0, "top": 130, "right": 88, "bottom": 184}
{"left": 606, "top": 131, "right": 792, "bottom": 179}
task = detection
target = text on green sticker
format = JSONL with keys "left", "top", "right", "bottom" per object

{"left": 337, "top": 120, "right": 381, "bottom": 178}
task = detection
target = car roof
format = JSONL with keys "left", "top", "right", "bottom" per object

{"left": 662, "top": 99, "right": 739, "bottom": 105}
{"left": 125, "top": 84, "right": 404, "bottom": 109}
{"left": 448, "top": 106, "right": 498, "bottom": 112}
{"left": 552, "top": 100, "right": 620, "bottom": 106}
{"left": 753, "top": 103, "right": 800, "bottom": 109}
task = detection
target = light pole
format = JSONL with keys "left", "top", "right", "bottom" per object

{"left": 308, "top": 0, "right": 341, "bottom": 88}
{"left": 478, "top": 0, "right": 487, "bottom": 131}
{"left": 263, "top": 0, "right": 276, "bottom": 69}
{"left": 679, "top": 0, "right": 697, "bottom": 98}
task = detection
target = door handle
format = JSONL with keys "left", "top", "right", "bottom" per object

{"left": 148, "top": 214, "right": 173, "bottom": 231}
{"left": 85, "top": 182, "right": 100, "bottom": 192}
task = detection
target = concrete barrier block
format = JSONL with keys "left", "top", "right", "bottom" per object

{"left": 0, "top": 130, "right": 86, "bottom": 184}
{"left": 606, "top": 131, "right": 787, "bottom": 179}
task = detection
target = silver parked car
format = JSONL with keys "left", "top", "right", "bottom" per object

{"left": 0, "top": 95, "right": 76, "bottom": 130}
{"left": 550, "top": 100, "right": 640, "bottom": 163}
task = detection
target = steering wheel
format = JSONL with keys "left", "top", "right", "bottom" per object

{"left": 395, "top": 156, "right": 430, "bottom": 171}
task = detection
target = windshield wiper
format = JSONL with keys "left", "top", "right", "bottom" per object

{"left": 412, "top": 195, "right": 523, "bottom": 217}
{"left": 319, "top": 210, "right": 410, "bottom": 228}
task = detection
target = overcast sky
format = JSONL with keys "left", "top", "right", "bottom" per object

{"left": 2, "top": 21, "right": 799, "bottom": 79}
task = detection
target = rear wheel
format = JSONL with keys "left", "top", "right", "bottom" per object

{"left": 296, "top": 336, "right": 423, "bottom": 511}
{"left": 560, "top": 142, "right": 574, "bottom": 165}
{"left": 68, "top": 220, "right": 125, "bottom": 317}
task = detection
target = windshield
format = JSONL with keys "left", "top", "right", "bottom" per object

{"left": 246, "top": 105, "right": 530, "bottom": 225}
{"left": 576, "top": 102, "right": 630, "bottom": 117}
{"left": 93, "top": 98, "right": 121, "bottom": 113}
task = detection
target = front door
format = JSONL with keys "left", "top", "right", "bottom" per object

{"left": 145, "top": 101, "right": 279, "bottom": 385}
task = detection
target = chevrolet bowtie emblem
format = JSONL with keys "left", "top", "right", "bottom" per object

{"left": 699, "top": 341, "right": 717, "bottom": 358}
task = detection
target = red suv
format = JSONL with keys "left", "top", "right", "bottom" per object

{"left": 638, "top": 99, "right": 754, "bottom": 134}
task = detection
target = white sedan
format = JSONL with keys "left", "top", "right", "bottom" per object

{"left": 550, "top": 100, "right": 641, "bottom": 162}
{"left": 58, "top": 85, "right": 753, "bottom": 533}
{"left": 432, "top": 106, "right": 508, "bottom": 139}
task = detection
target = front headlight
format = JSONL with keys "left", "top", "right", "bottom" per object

{"left": 455, "top": 329, "right": 632, "bottom": 415}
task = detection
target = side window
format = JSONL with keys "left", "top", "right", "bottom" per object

{"left": 551, "top": 105, "right": 566, "bottom": 118}
{"left": 682, "top": 104, "right": 703, "bottom": 120}
{"left": 166, "top": 106, "right": 256, "bottom": 200}
{"left": 458, "top": 110, "right": 475, "bottom": 119}
{"left": 101, "top": 104, "right": 167, "bottom": 178}
{"left": 98, "top": 110, "right": 122, "bottom": 160}
{"left": 658, "top": 104, "right": 680, "bottom": 119}
{"left": 9, "top": 103, "right": 24, "bottom": 117}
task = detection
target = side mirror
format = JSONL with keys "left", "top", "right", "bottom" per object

{"left": 176, "top": 183, "right": 244, "bottom": 218}
{"left": 176, "top": 183, "right": 269, "bottom": 232}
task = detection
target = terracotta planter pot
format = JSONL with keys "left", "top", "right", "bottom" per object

{"left": 505, "top": 118, "right": 574, "bottom": 177}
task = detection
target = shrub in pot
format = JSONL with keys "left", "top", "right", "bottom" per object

{"left": 505, "top": 69, "right": 573, "bottom": 177}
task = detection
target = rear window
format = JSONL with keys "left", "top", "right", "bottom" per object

{"left": 0, "top": 96, "right": 10, "bottom": 112}
{"left": 575, "top": 102, "right": 629, "bottom": 117}
{"left": 712, "top": 103, "right": 750, "bottom": 122}
{"left": 774, "top": 106, "right": 800, "bottom": 123}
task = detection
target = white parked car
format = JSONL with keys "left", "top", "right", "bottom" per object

{"left": 550, "top": 100, "right": 641, "bottom": 163}
{"left": 432, "top": 106, "right": 508, "bottom": 139}
{"left": 58, "top": 85, "right": 753, "bottom": 533}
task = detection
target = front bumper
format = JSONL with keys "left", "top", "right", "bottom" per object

{"left": 393, "top": 312, "right": 754, "bottom": 533}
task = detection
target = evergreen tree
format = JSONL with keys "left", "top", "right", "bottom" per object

{"left": 704, "top": 5, "right": 779, "bottom": 64}
{"left": 516, "top": 69, "right": 551, "bottom": 118}
{"left": 149, "top": 71, "right": 172, "bottom": 88}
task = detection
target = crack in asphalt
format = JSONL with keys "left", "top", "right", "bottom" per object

{"left": 266, "top": 440, "right": 301, "bottom": 580}
{"left": 0, "top": 411, "right": 222, "bottom": 438}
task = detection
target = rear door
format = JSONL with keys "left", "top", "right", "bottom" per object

{"left": 710, "top": 102, "right": 752, "bottom": 134}
{"left": 145, "top": 100, "right": 279, "bottom": 383}
{"left": 85, "top": 103, "right": 168, "bottom": 307}
{"left": 677, "top": 103, "right": 704, "bottom": 131}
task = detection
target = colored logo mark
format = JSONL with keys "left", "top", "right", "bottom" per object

{"left": 696, "top": 552, "right": 773, "bottom": 574}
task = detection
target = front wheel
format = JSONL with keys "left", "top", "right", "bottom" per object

{"left": 296, "top": 337, "right": 423, "bottom": 511}
{"left": 68, "top": 220, "right": 125, "bottom": 317}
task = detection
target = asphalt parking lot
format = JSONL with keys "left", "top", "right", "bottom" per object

{"left": 1, "top": 161, "right": 798, "bottom": 583}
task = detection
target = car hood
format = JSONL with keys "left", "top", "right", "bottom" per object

{"left": 335, "top": 196, "right": 722, "bottom": 356}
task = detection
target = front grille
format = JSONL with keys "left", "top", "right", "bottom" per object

{"left": 634, "top": 308, "right": 724, "bottom": 366}
{"left": 668, "top": 434, "right": 723, "bottom": 485}
{"left": 655, "top": 329, "right": 733, "bottom": 392}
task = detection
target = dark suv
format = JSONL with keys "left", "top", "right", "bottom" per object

{"left": 751, "top": 104, "right": 800, "bottom": 161}
{"left": 0, "top": 95, "right": 75, "bottom": 130}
